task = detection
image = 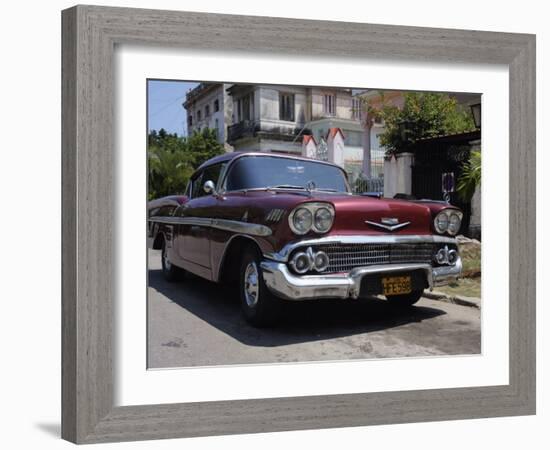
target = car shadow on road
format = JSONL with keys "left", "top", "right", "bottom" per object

{"left": 148, "top": 269, "right": 447, "bottom": 347}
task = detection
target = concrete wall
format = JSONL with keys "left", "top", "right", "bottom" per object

{"left": 302, "top": 137, "right": 317, "bottom": 158}
{"left": 327, "top": 129, "right": 346, "bottom": 168}
{"left": 468, "top": 138, "right": 482, "bottom": 239}
{"left": 469, "top": 185, "right": 481, "bottom": 239}
{"left": 383, "top": 152, "right": 414, "bottom": 198}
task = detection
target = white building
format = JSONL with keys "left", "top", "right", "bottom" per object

{"left": 225, "top": 84, "right": 307, "bottom": 153}
{"left": 183, "top": 83, "right": 233, "bottom": 150}
{"left": 183, "top": 83, "right": 364, "bottom": 177}
{"left": 226, "top": 85, "right": 364, "bottom": 174}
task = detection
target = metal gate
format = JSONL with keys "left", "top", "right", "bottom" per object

{"left": 411, "top": 135, "right": 479, "bottom": 236}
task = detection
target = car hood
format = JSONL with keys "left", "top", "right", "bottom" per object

{"left": 327, "top": 194, "right": 433, "bottom": 235}
{"left": 291, "top": 192, "right": 434, "bottom": 236}
{"left": 227, "top": 190, "right": 434, "bottom": 236}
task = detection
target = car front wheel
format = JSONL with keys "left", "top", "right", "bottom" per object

{"left": 239, "top": 245, "right": 282, "bottom": 327}
{"left": 385, "top": 289, "right": 423, "bottom": 307}
{"left": 161, "top": 239, "right": 184, "bottom": 282}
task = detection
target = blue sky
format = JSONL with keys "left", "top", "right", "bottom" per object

{"left": 147, "top": 80, "right": 199, "bottom": 136}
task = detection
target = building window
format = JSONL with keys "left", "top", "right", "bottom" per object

{"left": 279, "top": 93, "right": 295, "bottom": 121}
{"left": 205, "top": 104, "right": 210, "bottom": 117}
{"left": 188, "top": 115, "right": 193, "bottom": 126}
{"left": 345, "top": 130, "right": 362, "bottom": 147}
{"left": 215, "top": 118, "right": 219, "bottom": 139}
{"left": 214, "top": 99, "right": 220, "bottom": 112}
{"left": 197, "top": 110, "right": 202, "bottom": 121}
{"left": 351, "top": 98, "right": 361, "bottom": 120}
{"left": 237, "top": 92, "right": 254, "bottom": 122}
{"left": 323, "top": 94, "right": 336, "bottom": 116}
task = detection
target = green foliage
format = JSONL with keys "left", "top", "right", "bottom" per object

{"left": 364, "top": 92, "right": 476, "bottom": 154}
{"left": 148, "top": 128, "right": 224, "bottom": 200}
{"left": 457, "top": 150, "right": 481, "bottom": 202}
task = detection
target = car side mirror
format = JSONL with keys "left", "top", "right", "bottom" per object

{"left": 203, "top": 180, "right": 217, "bottom": 196}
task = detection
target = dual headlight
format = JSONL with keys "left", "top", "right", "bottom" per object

{"left": 434, "top": 209, "right": 463, "bottom": 236}
{"left": 290, "top": 247, "right": 330, "bottom": 274}
{"left": 288, "top": 202, "right": 335, "bottom": 235}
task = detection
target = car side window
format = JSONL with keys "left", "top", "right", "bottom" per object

{"left": 190, "top": 171, "right": 204, "bottom": 199}
{"left": 184, "top": 181, "right": 192, "bottom": 198}
{"left": 193, "top": 163, "right": 224, "bottom": 198}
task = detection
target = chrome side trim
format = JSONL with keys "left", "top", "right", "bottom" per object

{"left": 264, "top": 234, "right": 458, "bottom": 262}
{"left": 149, "top": 216, "right": 272, "bottom": 237}
{"left": 149, "top": 216, "right": 211, "bottom": 226}
{"left": 211, "top": 218, "right": 272, "bottom": 236}
{"left": 266, "top": 208, "right": 285, "bottom": 222}
{"left": 147, "top": 198, "right": 182, "bottom": 209}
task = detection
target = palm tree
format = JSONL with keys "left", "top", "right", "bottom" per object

{"left": 457, "top": 150, "right": 481, "bottom": 202}
{"left": 148, "top": 146, "right": 194, "bottom": 200}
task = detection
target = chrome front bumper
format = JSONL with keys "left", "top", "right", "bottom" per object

{"left": 260, "top": 257, "right": 462, "bottom": 301}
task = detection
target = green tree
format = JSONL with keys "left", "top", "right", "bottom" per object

{"left": 148, "top": 128, "right": 224, "bottom": 200}
{"left": 185, "top": 128, "right": 227, "bottom": 168}
{"left": 457, "top": 150, "right": 481, "bottom": 201}
{"left": 364, "top": 92, "right": 475, "bottom": 154}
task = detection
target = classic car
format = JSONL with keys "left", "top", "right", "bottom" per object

{"left": 148, "top": 152, "right": 463, "bottom": 326}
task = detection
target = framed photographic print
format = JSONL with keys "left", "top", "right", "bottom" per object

{"left": 62, "top": 5, "right": 535, "bottom": 444}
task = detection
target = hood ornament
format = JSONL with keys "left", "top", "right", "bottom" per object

{"left": 366, "top": 217, "right": 411, "bottom": 232}
{"left": 306, "top": 180, "right": 316, "bottom": 196}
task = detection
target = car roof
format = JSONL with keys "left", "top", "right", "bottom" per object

{"left": 196, "top": 151, "right": 342, "bottom": 172}
{"left": 196, "top": 152, "right": 243, "bottom": 170}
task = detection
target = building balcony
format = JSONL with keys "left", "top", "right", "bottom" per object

{"left": 227, "top": 120, "right": 258, "bottom": 143}
{"left": 228, "top": 120, "right": 311, "bottom": 144}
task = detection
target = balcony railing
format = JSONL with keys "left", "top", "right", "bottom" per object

{"left": 227, "top": 120, "right": 258, "bottom": 143}
{"left": 228, "top": 120, "right": 311, "bottom": 144}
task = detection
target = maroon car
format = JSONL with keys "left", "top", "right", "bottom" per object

{"left": 148, "top": 152, "right": 463, "bottom": 326}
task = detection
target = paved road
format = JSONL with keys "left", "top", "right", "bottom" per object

{"left": 147, "top": 250, "right": 481, "bottom": 368}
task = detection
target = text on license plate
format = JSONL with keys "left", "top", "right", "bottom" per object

{"left": 382, "top": 275, "right": 412, "bottom": 295}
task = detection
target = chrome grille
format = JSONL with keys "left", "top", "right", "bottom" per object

{"left": 312, "top": 243, "right": 436, "bottom": 273}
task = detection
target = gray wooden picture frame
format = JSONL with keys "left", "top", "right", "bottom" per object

{"left": 61, "top": 5, "right": 536, "bottom": 444}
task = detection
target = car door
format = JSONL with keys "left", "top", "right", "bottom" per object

{"left": 176, "top": 163, "right": 225, "bottom": 271}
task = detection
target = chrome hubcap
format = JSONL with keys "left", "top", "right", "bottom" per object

{"left": 163, "top": 247, "right": 171, "bottom": 270}
{"left": 244, "top": 262, "right": 259, "bottom": 308}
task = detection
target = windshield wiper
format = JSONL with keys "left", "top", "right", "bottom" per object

{"left": 269, "top": 184, "right": 306, "bottom": 190}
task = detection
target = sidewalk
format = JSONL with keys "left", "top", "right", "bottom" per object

{"left": 423, "top": 290, "right": 480, "bottom": 309}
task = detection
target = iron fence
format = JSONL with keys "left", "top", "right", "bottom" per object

{"left": 352, "top": 176, "right": 384, "bottom": 194}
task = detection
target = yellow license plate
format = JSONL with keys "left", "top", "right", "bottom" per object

{"left": 382, "top": 276, "right": 412, "bottom": 295}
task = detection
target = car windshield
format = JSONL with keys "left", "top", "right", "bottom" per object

{"left": 224, "top": 156, "right": 350, "bottom": 193}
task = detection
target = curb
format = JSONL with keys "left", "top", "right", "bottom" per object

{"left": 423, "top": 290, "right": 480, "bottom": 309}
